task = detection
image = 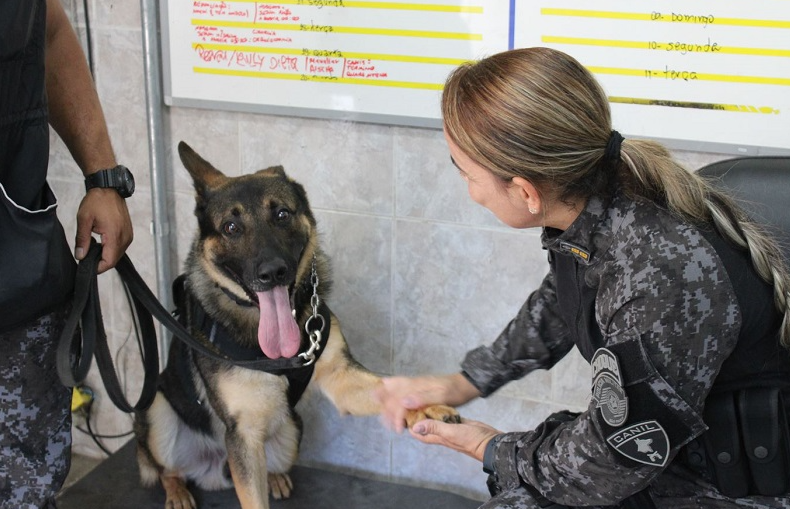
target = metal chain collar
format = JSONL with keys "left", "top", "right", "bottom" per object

{"left": 299, "top": 257, "right": 325, "bottom": 365}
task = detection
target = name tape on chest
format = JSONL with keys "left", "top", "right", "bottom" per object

{"left": 591, "top": 348, "right": 629, "bottom": 427}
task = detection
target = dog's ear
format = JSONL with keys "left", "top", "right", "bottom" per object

{"left": 178, "top": 141, "right": 226, "bottom": 194}
{"left": 257, "top": 165, "right": 287, "bottom": 178}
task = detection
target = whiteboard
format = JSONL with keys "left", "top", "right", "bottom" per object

{"left": 162, "top": 0, "right": 790, "bottom": 155}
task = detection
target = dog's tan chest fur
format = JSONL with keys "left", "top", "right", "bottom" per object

{"left": 216, "top": 368, "right": 290, "bottom": 437}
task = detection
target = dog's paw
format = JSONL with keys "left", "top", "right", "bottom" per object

{"left": 268, "top": 472, "right": 294, "bottom": 500}
{"left": 161, "top": 474, "right": 196, "bottom": 509}
{"left": 405, "top": 404, "right": 461, "bottom": 429}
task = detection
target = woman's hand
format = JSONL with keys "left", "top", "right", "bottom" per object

{"left": 411, "top": 417, "right": 501, "bottom": 462}
{"left": 375, "top": 373, "right": 480, "bottom": 433}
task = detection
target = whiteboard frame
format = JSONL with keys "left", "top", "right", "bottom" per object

{"left": 159, "top": 1, "right": 790, "bottom": 157}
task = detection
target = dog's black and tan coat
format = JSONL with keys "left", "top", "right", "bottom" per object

{"left": 134, "top": 142, "right": 458, "bottom": 509}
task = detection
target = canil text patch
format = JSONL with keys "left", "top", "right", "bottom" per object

{"left": 607, "top": 420, "right": 669, "bottom": 467}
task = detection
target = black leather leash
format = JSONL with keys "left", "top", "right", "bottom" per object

{"left": 57, "top": 240, "right": 326, "bottom": 413}
{"left": 56, "top": 240, "right": 159, "bottom": 413}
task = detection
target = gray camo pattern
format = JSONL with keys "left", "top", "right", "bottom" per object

{"left": 462, "top": 191, "right": 790, "bottom": 508}
{"left": 0, "top": 307, "right": 72, "bottom": 509}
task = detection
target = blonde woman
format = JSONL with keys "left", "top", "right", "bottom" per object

{"left": 377, "top": 47, "right": 790, "bottom": 509}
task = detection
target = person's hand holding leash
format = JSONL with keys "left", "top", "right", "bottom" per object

{"left": 75, "top": 187, "right": 133, "bottom": 273}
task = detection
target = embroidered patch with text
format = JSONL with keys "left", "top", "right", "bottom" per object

{"left": 559, "top": 240, "right": 591, "bottom": 264}
{"left": 591, "top": 348, "right": 629, "bottom": 427}
{"left": 607, "top": 420, "right": 669, "bottom": 467}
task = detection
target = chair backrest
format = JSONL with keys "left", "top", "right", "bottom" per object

{"left": 697, "top": 156, "right": 790, "bottom": 264}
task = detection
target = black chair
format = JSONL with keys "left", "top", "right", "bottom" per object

{"left": 697, "top": 156, "right": 790, "bottom": 263}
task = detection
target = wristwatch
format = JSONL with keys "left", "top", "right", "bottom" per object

{"left": 84, "top": 165, "right": 135, "bottom": 198}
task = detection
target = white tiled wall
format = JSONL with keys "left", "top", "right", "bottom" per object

{"left": 48, "top": 0, "right": 734, "bottom": 500}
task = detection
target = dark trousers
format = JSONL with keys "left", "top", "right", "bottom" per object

{"left": 0, "top": 306, "right": 72, "bottom": 509}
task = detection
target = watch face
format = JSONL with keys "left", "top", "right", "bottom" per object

{"left": 121, "top": 169, "right": 135, "bottom": 197}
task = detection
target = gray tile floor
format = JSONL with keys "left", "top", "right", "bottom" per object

{"left": 62, "top": 454, "right": 103, "bottom": 491}
{"left": 56, "top": 442, "right": 481, "bottom": 509}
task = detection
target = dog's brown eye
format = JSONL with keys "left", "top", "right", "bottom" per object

{"left": 276, "top": 208, "right": 291, "bottom": 221}
{"left": 223, "top": 221, "right": 240, "bottom": 235}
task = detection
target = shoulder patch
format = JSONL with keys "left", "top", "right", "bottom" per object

{"left": 591, "top": 348, "right": 629, "bottom": 427}
{"left": 607, "top": 420, "right": 669, "bottom": 467}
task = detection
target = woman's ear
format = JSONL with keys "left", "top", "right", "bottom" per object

{"left": 511, "top": 176, "right": 541, "bottom": 214}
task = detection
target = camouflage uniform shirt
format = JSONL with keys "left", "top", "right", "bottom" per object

{"left": 462, "top": 190, "right": 790, "bottom": 508}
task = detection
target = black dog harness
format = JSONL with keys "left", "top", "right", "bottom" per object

{"left": 171, "top": 273, "right": 330, "bottom": 408}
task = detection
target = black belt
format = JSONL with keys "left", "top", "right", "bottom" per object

{"left": 56, "top": 240, "right": 327, "bottom": 412}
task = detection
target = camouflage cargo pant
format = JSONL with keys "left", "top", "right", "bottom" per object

{"left": 0, "top": 306, "right": 72, "bottom": 509}
{"left": 478, "top": 486, "right": 615, "bottom": 509}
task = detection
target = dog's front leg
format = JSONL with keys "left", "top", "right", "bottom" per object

{"left": 313, "top": 315, "right": 384, "bottom": 416}
{"left": 217, "top": 371, "right": 298, "bottom": 508}
{"left": 315, "top": 314, "right": 460, "bottom": 426}
{"left": 226, "top": 426, "right": 270, "bottom": 509}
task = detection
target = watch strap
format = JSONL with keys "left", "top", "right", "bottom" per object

{"left": 85, "top": 165, "right": 133, "bottom": 198}
{"left": 85, "top": 169, "right": 111, "bottom": 190}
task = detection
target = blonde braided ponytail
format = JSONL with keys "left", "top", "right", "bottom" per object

{"left": 620, "top": 142, "right": 790, "bottom": 347}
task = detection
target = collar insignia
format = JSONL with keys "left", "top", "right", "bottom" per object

{"left": 559, "top": 240, "right": 591, "bottom": 264}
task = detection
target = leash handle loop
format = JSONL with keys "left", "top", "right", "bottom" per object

{"left": 56, "top": 241, "right": 102, "bottom": 387}
{"left": 56, "top": 239, "right": 159, "bottom": 413}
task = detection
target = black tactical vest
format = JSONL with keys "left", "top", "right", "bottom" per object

{"left": 0, "top": 0, "right": 76, "bottom": 331}
{"left": 552, "top": 223, "right": 790, "bottom": 497}
{"left": 551, "top": 223, "right": 790, "bottom": 390}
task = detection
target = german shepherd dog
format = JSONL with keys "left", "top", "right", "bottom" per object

{"left": 134, "top": 142, "right": 459, "bottom": 509}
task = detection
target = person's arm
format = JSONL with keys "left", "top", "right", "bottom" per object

{"left": 45, "top": 0, "right": 132, "bottom": 272}
{"left": 461, "top": 269, "right": 574, "bottom": 397}
{"left": 414, "top": 290, "right": 719, "bottom": 506}
{"left": 377, "top": 269, "right": 570, "bottom": 431}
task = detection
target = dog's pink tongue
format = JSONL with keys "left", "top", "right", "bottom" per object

{"left": 257, "top": 286, "right": 300, "bottom": 359}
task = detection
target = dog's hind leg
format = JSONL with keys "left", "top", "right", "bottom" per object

{"left": 138, "top": 442, "right": 196, "bottom": 509}
{"left": 267, "top": 472, "right": 293, "bottom": 500}
{"left": 137, "top": 446, "right": 196, "bottom": 509}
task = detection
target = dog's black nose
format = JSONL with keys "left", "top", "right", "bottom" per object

{"left": 257, "top": 259, "right": 290, "bottom": 287}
